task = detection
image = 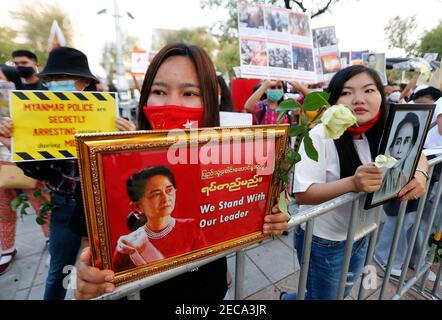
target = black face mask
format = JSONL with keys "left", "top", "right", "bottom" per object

{"left": 16, "top": 66, "right": 35, "bottom": 78}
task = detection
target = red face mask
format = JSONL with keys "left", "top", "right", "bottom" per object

{"left": 143, "top": 105, "right": 205, "bottom": 130}
{"left": 347, "top": 111, "right": 381, "bottom": 135}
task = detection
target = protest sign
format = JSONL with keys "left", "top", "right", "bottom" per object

{"left": 350, "top": 50, "right": 369, "bottom": 65}
{"left": 362, "top": 52, "right": 387, "bottom": 85}
{"left": 424, "top": 53, "right": 438, "bottom": 63}
{"left": 238, "top": 2, "right": 316, "bottom": 83}
{"left": 220, "top": 111, "right": 253, "bottom": 126}
{"left": 10, "top": 90, "right": 118, "bottom": 161}
{"left": 313, "top": 26, "right": 341, "bottom": 82}
{"left": 48, "top": 20, "right": 66, "bottom": 51}
{"left": 340, "top": 51, "right": 351, "bottom": 68}
{"left": 131, "top": 50, "right": 151, "bottom": 74}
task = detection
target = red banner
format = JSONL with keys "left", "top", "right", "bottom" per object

{"left": 102, "top": 143, "right": 274, "bottom": 272}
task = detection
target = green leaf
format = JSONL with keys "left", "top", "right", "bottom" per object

{"left": 33, "top": 189, "right": 44, "bottom": 200}
{"left": 277, "top": 111, "right": 287, "bottom": 124}
{"left": 276, "top": 98, "right": 301, "bottom": 112}
{"left": 285, "top": 149, "right": 296, "bottom": 163}
{"left": 11, "top": 193, "right": 29, "bottom": 210}
{"left": 36, "top": 216, "right": 46, "bottom": 225}
{"left": 20, "top": 206, "right": 28, "bottom": 218}
{"left": 301, "top": 113, "right": 309, "bottom": 126}
{"left": 11, "top": 197, "right": 22, "bottom": 210}
{"left": 288, "top": 125, "right": 306, "bottom": 137}
{"left": 303, "top": 134, "right": 318, "bottom": 162}
{"left": 302, "top": 92, "right": 331, "bottom": 111}
{"left": 279, "top": 175, "right": 289, "bottom": 185}
{"left": 278, "top": 190, "right": 291, "bottom": 220}
{"left": 294, "top": 153, "right": 302, "bottom": 164}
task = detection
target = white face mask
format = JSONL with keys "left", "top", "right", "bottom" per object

{"left": 47, "top": 80, "right": 77, "bottom": 92}
{"left": 388, "top": 91, "right": 401, "bottom": 103}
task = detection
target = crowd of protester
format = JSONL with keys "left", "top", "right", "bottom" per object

{"left": 0, "top": 40, "right": 441, "bottom": 301}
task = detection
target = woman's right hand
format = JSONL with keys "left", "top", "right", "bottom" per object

{"left": 352, "top": 164, "right": 383, "bottom": 193}
{"left": 263, "top": 79, "right": 278, "bottom": 90}
{"left": 75, "top": 247, "right": 115, "bottom": 300}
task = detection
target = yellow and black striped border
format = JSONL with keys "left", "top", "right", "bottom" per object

{"left": 12, "top": 91, "right": 116, "bottom": 103}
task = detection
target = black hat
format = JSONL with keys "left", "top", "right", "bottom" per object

{"left": 38, "top": 47, "right": 98, "bottom": 83}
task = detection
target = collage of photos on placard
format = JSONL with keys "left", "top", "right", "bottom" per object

{"left": 313, "top": 27, "right": 337, "bottom": 48}
{"left": 312, "top": 26, "right": 341, "bottom": 81}
{"left": 289, "top": 12, "right": 312, "bottom": 37}
{"left": 264, "top": 7, "right": 289, "bottom": 33}
{"left": 238, "top": 2, "right": 264, "bottom": 30}
{"left": 292, "top": 45, "right": 315, "bottom": 72}
{"left": 238, "top": 2, "right": 317, "bottom": 82}
{"left": 268, "top": 43, "right": 292, "bottom": 69}
{"left": 240, "top": 38, "right": 268, "bottom": 67}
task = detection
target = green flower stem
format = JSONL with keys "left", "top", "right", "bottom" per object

{"left": 306, "top": 106, "right": 328, "bottom": 127}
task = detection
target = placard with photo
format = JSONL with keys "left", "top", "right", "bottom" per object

{"left": 365, "top": 104, "right": 435, "bottom": 209}
{"left": 237, "top": 2, "right": 317, "bottom": 82}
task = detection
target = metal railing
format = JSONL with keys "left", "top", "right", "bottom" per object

{"left": 94, "top": 155, "right": 442, "bottom": 300}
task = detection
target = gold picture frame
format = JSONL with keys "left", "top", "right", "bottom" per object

{"left": 76, "top": 125, "right": 288, "bottom": 286}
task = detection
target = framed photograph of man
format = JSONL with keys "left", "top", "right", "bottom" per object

{"left": 76, "top": 125, "right": 288, "bottom": 285}
{"left": 364, "top": 104, "right": 435, "bottom": 209}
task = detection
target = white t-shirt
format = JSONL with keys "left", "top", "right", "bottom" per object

{"left": 424, "top": 97, "right": 442, "bottom": 149}
{"left": 293, "top": 124, "right": 373, "bottom": 241}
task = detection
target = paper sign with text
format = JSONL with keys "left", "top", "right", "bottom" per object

{"left": 10, "top": 90, "right": 118, "bottom": 162}
{"left": 237, "top": 2, "right": 317, "bottom": 83}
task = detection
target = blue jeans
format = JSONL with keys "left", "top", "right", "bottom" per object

{"left": 44, "top": 193, "right": 81, "bottom": 300}
{"left": 374, "top": 211, "right": 417, "bottom": 271}
{"left": 292, "top": 228, "right": 368, "bottom": 300}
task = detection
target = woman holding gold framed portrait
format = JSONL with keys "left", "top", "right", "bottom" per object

{"left": 75, "top": 43, "right": 289, "bottom": 300}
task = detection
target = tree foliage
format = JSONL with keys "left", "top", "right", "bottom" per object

{"left": 0, "top": 27, "right": 18, "bottom": 63}
{"left": 100, "top": 35, "right": 140, "bottom": 83}
{"left": 215, "top": 38, "right": 240, "bottom": 77}
{"left": 10, "top": 1, "right": 73, "bottom": 66}
{"left": 151, "top": 27, "right": 219, "bottom": 61}
{"left": 384, "top": 16, "right": 419, "bottom": 57}
{"left": 419, "top": 21, "right": 442, "bottom": 58}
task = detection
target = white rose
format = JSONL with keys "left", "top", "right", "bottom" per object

{"left": 321, "top": 104, "right": 357, "bottom": 139}
{"left": 375, "top": 154, "right": 398, "bottom": 169}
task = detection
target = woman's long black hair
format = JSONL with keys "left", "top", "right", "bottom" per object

{"left": 326, "top": 65, "right": 387, "bottom": 178}
{"left": 137, "top": 43, "right": 220, "bottom": 130}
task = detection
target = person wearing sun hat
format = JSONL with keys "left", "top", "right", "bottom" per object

{"left": 0, "top": 46, "right": 135, "bottom": 299}
{"left": 37, "top": 46, "right": 99, "bottom": 91}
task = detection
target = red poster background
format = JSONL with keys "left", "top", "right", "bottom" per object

{"left": 101, "top": 142, "right": 274, "bottom": 262}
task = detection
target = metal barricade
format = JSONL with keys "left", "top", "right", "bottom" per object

{"left": 92, "top": 155, "right": 442, "bottom": 300}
